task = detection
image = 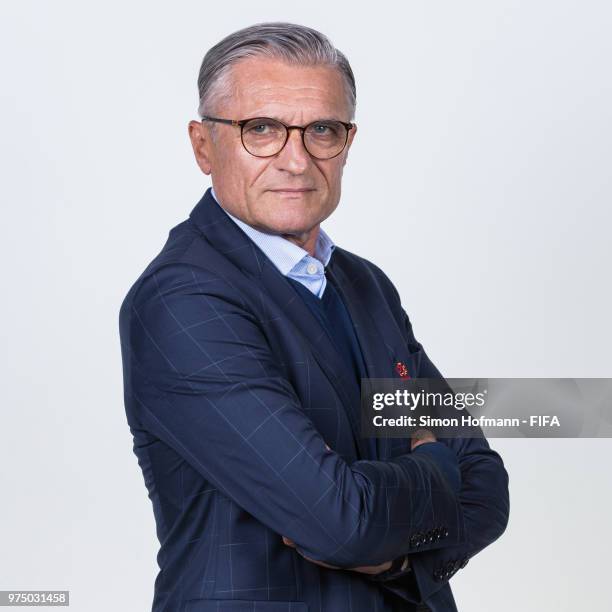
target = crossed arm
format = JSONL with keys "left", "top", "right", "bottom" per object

{"left": 356, "top": 269, "right": 511, "bottom": 601}
{"left": 282, "top": 430, "right": 439, "bottom": 576}
{"left": 123, "top": 262, "right": 509, "bottom": 603}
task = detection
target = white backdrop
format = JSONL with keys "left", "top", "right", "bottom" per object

{"left": 1, "top": 1, "right": 610, "bottom": 610}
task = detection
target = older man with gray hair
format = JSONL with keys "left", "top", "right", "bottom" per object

{"left": 119, "top": 21, "right": 509, "bottom": 612}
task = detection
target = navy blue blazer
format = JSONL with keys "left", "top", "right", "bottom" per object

{"left": 119, "top": 188, "right": 509, "bottom": 612}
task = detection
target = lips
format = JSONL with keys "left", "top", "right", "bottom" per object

{"left": 269, "top": 188, "right": 314, "bottom": 192}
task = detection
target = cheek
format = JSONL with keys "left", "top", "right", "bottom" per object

{"left": 219, "top": 151, "right": 265, "bottom": 190}
{"left": 234, "top": 151, "right": 271, "bottom": 187}
{"left": 322, "top": 163, "right": 344, "bottom": 194}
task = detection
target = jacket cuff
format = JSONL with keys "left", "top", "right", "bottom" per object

{"left": 412, "top": 441, "right": 461, "bottom": 492}
{"left": 408, "top": 544, "right": 471, "bottom": 602}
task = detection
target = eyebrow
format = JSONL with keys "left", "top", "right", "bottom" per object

{"left": 244, "top": 114, "right": 347, "bottom": 124}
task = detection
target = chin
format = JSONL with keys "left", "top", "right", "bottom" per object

{"left": 271, "top": 220, "right": 317, "bottom": 238}
{"left": 259, "top": 210, "right": 322, "bottom": 236}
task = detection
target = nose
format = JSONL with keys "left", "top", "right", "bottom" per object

{"left": 274, "top": 127, "right": 311, "bottom": 174}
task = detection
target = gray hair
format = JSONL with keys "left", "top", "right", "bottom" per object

{"left": 196, "top": 22, "right": 357, "bottom": 126}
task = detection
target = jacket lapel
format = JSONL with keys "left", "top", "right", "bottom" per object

{"left": 326, "top": 258, "right": 396, "bottom": 380}
{"left": 326, "top": 256, "right": 398, "bottom": 460}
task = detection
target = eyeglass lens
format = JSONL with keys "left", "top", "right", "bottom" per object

{"left": 241, "top": 118, "right": 348, "bottom": 159}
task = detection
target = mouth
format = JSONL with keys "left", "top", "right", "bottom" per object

{"left": 269, "top": 188, "right": 315, "bottom": 194}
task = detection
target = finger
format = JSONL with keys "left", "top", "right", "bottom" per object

{"left": 301, "top": 553, "right": 340, "bottom": 570}
{"left": 349, "top": 561, "right": 392, "bottom": 575}
{"left": 283, "top": 539, "right": 340, "bottom": 570}
{"left": 410, "top": 428, "right": 436, "bottom": 450}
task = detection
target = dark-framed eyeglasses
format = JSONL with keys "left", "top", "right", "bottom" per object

{"left": 200, "top": 115, "right": 355, "bottom": 160}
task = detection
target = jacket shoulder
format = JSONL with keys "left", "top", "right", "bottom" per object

{"left": 118, "top": 218, "right": 235, "bottom": 330}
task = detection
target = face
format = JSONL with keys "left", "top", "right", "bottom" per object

{"left": 188, "top": 56, "right": 357, "bottom": 250}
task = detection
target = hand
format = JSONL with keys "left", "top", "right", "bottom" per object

{"left": 348, "top": 560, "right": 393, "bottom": 574}
{"left": 282, "top": 536, "right": 392, "bottom": 575}
{"left": 410, "top": 428, "right": 436, "bottom": 451}
{"left": 282, "top": 536, "right": 340, "bottom": 570}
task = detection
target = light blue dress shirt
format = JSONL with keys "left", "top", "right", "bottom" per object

{"left": 210, "top": 187, "right": 335, "bottom": 298}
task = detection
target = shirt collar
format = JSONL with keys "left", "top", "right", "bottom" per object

{"left": 210, "top": 186, "right": 335, "bottom": 276}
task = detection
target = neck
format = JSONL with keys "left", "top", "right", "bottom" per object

{"left": 283, "top": 226, "right": 320, "bottom": 257}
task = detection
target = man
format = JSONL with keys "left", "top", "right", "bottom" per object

{"left": 119, "top": 22, "right": 509, "bottom": 612}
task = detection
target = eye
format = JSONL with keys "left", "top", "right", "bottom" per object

{"left": 312, "top": 123, "right": 331, "bottom": 134}
{"left": 244, "top": 119, "right": 282, "bottom": 135}
{"left": 249, "top": 123, "right": 270, "bottom": 134}
{"left": 308, "top": 122, "right": 341, "bottom": 138}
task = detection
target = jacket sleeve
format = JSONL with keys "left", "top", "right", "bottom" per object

{"left": 365, "top": 303, "right": 510, "bottom": 604}
{"left": 120, "top": 262, "right": 468, "bottom": 568}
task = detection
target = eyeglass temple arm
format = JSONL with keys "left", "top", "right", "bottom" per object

{"left": 202, "top": 115, "right": 355, "bottom": 130}
{"left": 200, "top": 115, "right": 242, "bottom": 127}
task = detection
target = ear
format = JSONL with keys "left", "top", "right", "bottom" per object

{"left": 188, "top": 120, "right": 213, "bottom": 175}
{"left": 342, "top": 123, "right": 357, "bottom": 166}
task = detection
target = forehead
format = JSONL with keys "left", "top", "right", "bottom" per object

{"left": 224, "top": 56, "right": 349, "bottom": 120}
